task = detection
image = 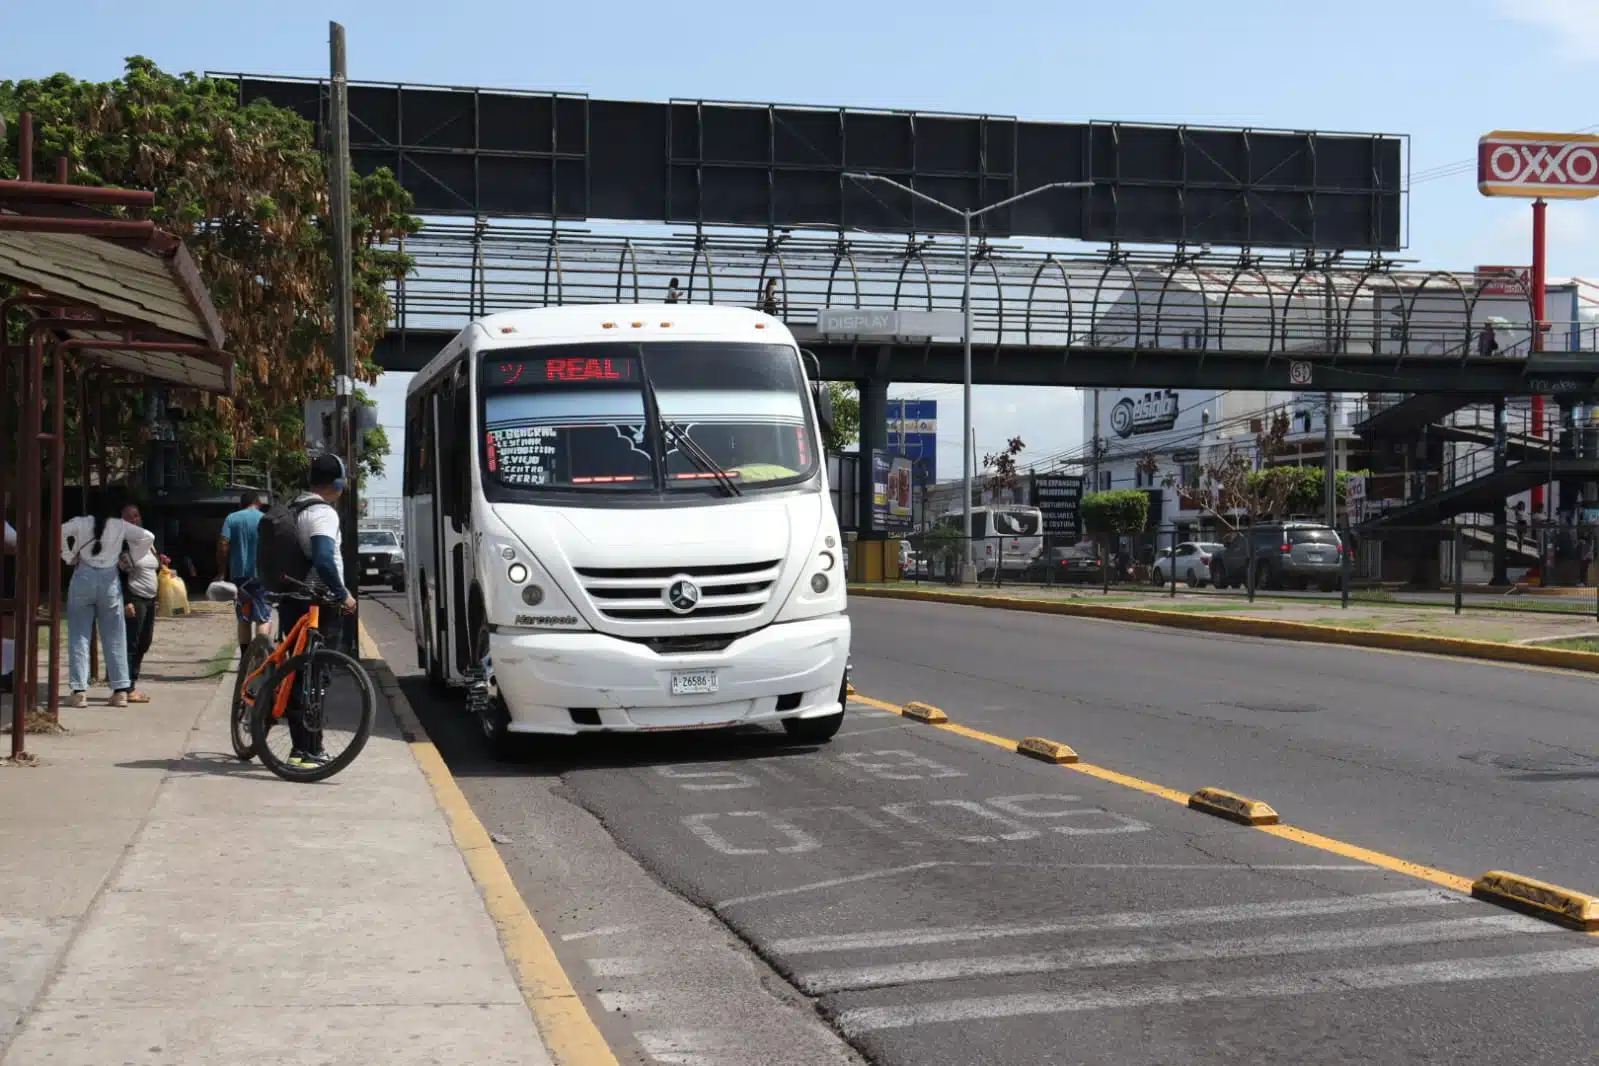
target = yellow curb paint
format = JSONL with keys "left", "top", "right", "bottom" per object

{"left": 358, "top": 623, "right": 623, "bottom": 1066}
{"left": 1256, "top": 826, "right": 1475, "bottom": 894}
{"left": 1188, "top": 787, "right": 1281, "bottom": 827}
{"left": 849, "top": 683, "right": 1482, "bottom": 900}
{"left": 1471, "top": 870, "right": 1599, "bottom": 931}
{"left": 1017, "top": 737, "right": 1080, "bottom": 764}
{"left": 902, "top": 700, "right": 949, "bottom": 724}
{"left": 849, "top": 693, "right": 905, "bottom": 712}
{"left": 848, "top": 585, "right": 1599, "bottom": 675}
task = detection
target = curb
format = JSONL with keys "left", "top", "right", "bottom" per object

{"left": 850, "top": 585, "right": 1599, "bottom": 674}
{"left": 358, "top": 625, "right": 622, "bottom": 1066}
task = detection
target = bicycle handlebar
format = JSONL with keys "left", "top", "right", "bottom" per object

{"left": 268, "top": 574, "right": 352, "bottom": 607}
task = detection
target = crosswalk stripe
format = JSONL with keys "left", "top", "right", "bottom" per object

{"left": 799, "top": 914, "right": 1550, "bottom": 993}
{"left": 836, "top": 947, "right": 1599, "bottom": 1033}
{"left": 775, "top": 889, "right": 1462, "bottom": 955}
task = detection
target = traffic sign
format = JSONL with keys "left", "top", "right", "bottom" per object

{"left": 1289, "top": 361, "right": 1312, "bottom": 386}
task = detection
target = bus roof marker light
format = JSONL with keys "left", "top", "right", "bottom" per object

{"left": 602, "top": 322, "right": 616, "bottom": 329}
{"left": 631, "top": 321, "right": 644, "bottom": 328}
{"left": 499, "top": 326, "right": 517, "bottom": 334}
{"left": 660, "top": 321, "right": 673, "bottom": 328}
{"left": 754, "top": 322, "right": 767, "bottom": 329}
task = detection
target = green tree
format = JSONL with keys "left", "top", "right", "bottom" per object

{"left": 821, "top": 382, "right": 861, "bottom": 453}
{"left": 0, "top": 58, "right": 420, "bottom": 484}
{"left": 1080, "top": 489, "right": 1150, "bottom": 536}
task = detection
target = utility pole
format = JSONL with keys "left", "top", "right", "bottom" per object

{"left": 1323, "top": 391, "right": 1336, "bottom": 526}
{"left": 329, "top": 21, "right": 359, "bottom": 646}
{"left": 1091, "top": 390, "right": 1101, "bottom": 493}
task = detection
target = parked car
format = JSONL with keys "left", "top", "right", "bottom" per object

{"left": 1151, "top": 541, "right": 1226, "bottom": 587}
{"left": 1025, "top": 545, "right": 1104, "bottom": 584}
{"left": 1210, "top": 522, "right": 1345, "bottom": 592}
{"left": 357, "top": 527, "right": 406, "bottom": 591}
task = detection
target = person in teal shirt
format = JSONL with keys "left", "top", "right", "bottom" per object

{"left": 218, "top": 492, "right": 268, "bottom": 651}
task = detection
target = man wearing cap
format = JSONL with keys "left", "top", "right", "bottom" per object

{"left": 276, "top": 454, "right": 356, "bottom": 769}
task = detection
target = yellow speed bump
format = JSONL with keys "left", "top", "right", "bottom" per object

{"left": 1188, "top": 787, "right": 1280, "bottom": 827}
{"left": 1017, "top": 737, "right": 1079, "bottom": 764}
{"left": 846, "top": 681, "right": 856, "bottom": 696}
{"left": 1471, "top": 870, "right": 1599, "bottom": 931}
{"left": 901, "top": 701, "right": 949, "bottom": 724}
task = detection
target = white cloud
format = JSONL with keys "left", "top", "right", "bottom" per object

{"left": 1495, "top": 0, "right": 1599, "bottom": 61}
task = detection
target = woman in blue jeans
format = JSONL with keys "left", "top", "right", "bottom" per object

{"left": 61, "top": 508, "right": 154, "bottom": 708}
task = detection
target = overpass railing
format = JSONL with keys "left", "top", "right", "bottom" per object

{"left": 383, "top": 222, "right": 1575, "bottom": 359}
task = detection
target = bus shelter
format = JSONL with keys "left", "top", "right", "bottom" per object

{"left": 2, "top": 113, "right": 232, "bottom": 760}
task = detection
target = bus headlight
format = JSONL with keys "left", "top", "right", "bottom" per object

{"left": 507, "top": 562, "right": 529, "bottom": 584}
{"left": 810, "top": 573, "right": 829, "bottom": 594}
{"left": 521, "top": 584, "right": 544, "bottom": 606}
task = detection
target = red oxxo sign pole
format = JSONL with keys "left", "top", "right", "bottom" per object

{"left": 1478, "top": 130, "right": 1599, "bottom": 515}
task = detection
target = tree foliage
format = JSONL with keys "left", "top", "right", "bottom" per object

{"left": 1171, "top": 412, "right": 1293, "bottom": 532}
{"left": 0, "top": 58, "right": 420, "bottom": 486}
{"left": 1080, "top": 489, "right": 1150, "bottom": 535}
{"left": 820, "top": 382, "right": 861, "bottom": 454}
{"left": 983, "top": 436, "right": 1027, "bottom": 491}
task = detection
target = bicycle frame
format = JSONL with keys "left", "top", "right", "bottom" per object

{"left": 239, "top": 603, "right": 323, "bottom": 722}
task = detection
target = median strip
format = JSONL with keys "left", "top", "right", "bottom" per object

{"left": 850, "top": 585, "right": 1599, "bottom": 675}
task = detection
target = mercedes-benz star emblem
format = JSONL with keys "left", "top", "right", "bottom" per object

{"left": 665, "top": 578, "right": 701, "bottom": 614}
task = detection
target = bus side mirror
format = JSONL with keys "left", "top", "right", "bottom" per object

{"left": 813, "top": 383, "right": 835, "bottom": 436}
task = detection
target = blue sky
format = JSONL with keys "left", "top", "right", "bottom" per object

{"left": 6, "top": 0, "right": 1598, "bottom": 496}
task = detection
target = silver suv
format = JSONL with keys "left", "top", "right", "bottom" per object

{"left": 1210, "top": 522, "right": 1345, "bottom": 592}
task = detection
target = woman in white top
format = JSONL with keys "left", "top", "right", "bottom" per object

{"left": 61, "top": 507, "right": 155, "bottom": 708}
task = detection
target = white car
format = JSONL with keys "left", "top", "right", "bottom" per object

{"left": 1152, "top": 541, "right": 1226, "bottom": 587}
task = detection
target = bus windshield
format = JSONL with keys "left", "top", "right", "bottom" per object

{"left": 480, "top": 342, "right": 816, "bottom": 495}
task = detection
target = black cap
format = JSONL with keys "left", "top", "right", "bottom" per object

{"left": 309, "top": 452, "right": 346, "bottom": 487}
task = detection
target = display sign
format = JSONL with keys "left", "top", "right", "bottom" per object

{"left": 816, "top": 308, "right": 963, "bottom": 339}
{"left": 485, "top": 427, "right": 559, "bottom": 486}
{"left": 1478, "top": 131, "right": 1599, "bottom": 200}
{"left": 887, "top": 399, "right": 938, "bottom": 485}
{"left": 871, "top": 450, "right": 914, "bottom": 533}
{"left": 1031, "top": 473, "right": 1084, "bottom": 540}
{"left": 1474, "top": 265, "right": 1530, "bottom": 297}
{"left": 486, "top": 355, "right": 639, "bottom": 388}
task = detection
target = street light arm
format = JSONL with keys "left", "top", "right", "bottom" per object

{"left": 843, "top": 172, "right": 961, "bottom": 218}
{"left": 968, "top": 180, "right": 1094, "bottom": 219}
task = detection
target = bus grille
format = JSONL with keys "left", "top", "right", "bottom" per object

{"left": 574, "top": 560, "right": 782, "bottom": 622}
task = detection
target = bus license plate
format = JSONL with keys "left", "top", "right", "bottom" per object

{"left": 671, "top": 670, "right": 718, "bottom": 696}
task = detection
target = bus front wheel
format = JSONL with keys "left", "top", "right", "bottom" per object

{"left": 781, "top": 677, "right": 847, "bottom": 744}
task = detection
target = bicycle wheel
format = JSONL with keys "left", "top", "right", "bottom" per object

{"left": 251, "top": 646, "right": 376, "bottom": 783}
{"left": 231, "top": 635, "right": 276, "bottom": 761}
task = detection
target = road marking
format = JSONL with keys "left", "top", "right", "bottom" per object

{"left": 596, "top": 989, "right": 666, "bottom": 1013}
{"left": 635, "top": 1029, "right": 740, "bottom": 1066}
{"left": 586, "top": 956, "right": 664, "bottom": 978}
{"left": 561, "top": 925, "right": 640, "bottom": 942}
{"left": 715, "top": 862, "right": 948, "bottom": 909}
{"left": 835, "top": 947, "right": 1599, "bottom": 1033}
{"left": 851, "top": 687, "right": 1477, "bottom": 892}
{"left": 773, "top": 888, "right": 1462, "bottom": 955}
{"left": 798, "top": 914, "right": 1550, "bottom": 993}
{"left": 682, "top": 811, "right": 822, "bottom": 855}
{"left": 834, "top": 724, "right": 913, "bottom": 738}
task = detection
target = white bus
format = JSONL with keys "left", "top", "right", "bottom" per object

{"left": 403, "top": 305, "right": 851, "bottom": 753}
{"left": 936, "top": 505, "right": 1045, "bottom": 577}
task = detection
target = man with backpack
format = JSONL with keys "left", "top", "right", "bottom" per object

{"left": 257, "top": 454, "right": 356, "bottom": 769}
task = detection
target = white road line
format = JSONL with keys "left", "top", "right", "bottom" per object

{"left": 635, "top": 1028, "right": 740, "bottom": 1066}
{"left": 774, "top": 889, "right": 1463, "bottom": 955}
{"left": 800, "top": 914, "right": 1551, "bottom": 993}
{"left": 834, "top": 724, "right": 914, "bottom": 738}
{"left": 596, "top": 989, "right": 667, "bottom": 1013}
{"left": 836, "top": 947, "right": 1599, "bottom": 1034}
{"left": 560, "top": 924, "right": 639, "bottom": 941}
{"left": 586, "top": 956, "right": 664, "bottom": 977}
{"left": 715, "top": 862, "right": 948, "bottom": 909}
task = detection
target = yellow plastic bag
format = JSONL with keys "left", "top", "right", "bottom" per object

{"left": 156, "top": 565, "right": 189, "bottom": 617}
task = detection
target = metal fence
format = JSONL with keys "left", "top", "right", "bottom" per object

{"left": 868, "top": 522, "right": 1599, "bottom": 621}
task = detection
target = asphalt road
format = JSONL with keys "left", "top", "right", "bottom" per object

{"left": 361, "top": 589, "right": 1599, "bottom": 1066}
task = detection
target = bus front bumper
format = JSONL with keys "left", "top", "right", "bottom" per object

{"left": 489, "top": 614, "right": 851, "bottom": 735}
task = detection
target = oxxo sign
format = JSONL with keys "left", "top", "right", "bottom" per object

{"left": 1478, "top": 131, "right": 1599, "bottom": 199}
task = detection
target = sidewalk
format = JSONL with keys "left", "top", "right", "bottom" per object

{"left": 0, "top": 610, "right": 554, "bottom": 1064}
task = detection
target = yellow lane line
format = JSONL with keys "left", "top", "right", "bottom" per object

{"left": 358, "top": 623, "right": 623, "bottom": 1066}
{"left": 850, "top": 687, "right": 1474, "bottom": 896}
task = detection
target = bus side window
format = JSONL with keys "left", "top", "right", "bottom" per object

{"left": 969, "top": 513, "right": 984, "bottom": 540}
{"left": 452, "top": 365, "right": 471, "bottom": 520}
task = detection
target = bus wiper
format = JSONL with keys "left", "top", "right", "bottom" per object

{"left": 663, "top": 419, "right": 743, "bottom": 497}
{"left": 642, "top": 374, "right": 742, "bottom": 496}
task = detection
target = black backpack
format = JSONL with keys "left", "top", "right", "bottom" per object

{"left": 257, "top": 498, "right": 332, "bottom": 593}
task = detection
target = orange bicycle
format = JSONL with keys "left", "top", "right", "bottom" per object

{"left": 231, "top": 577, "right": 375, "bottom": 782}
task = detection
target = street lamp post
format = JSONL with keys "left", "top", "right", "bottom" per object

{"left": 844, "top": 173, "right": 1092, "bottom": 582}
